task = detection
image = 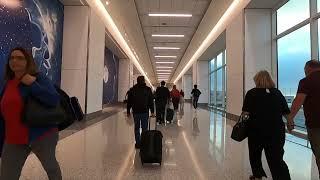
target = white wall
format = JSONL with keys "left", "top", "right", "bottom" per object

{"left": 244, "top": 9, "right": 272, "bottom": 92}
{"left": 183, "top": 74, "right": 193, "bottom": 100}
{"left": 226, "top": 10, "right": 245, "bottom": 116}
{"left": 61, "top": 6, "right": 89, "bottom": 111}
{"left": 86, "top": 9, "right": 105, "bottom": 114}
{"left": 193, "top": 61, "right": 209, "bottom": 103}
{"left": 118, "top": 59, "right": 132, "bottom": 102}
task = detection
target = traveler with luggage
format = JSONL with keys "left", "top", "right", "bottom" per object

{"left": 242, "top": 70, "right": 291, "bottom": 180}
{"left": 287, "top": 60, "right": 320, "bottom": 177}
{"left": 127, "top": 76, "right": 155, "bottom": 149}
{"left": 0, "top": 47, "right": 62, "bottom": 180}
{"left": 170, "top": 85, "right": 180, "bottom": 111}
{"left": 191, "top": 85, "right": 201, "bottom": 109}
{"left": 155, "top": 81, "right": 170, "bottom": 124}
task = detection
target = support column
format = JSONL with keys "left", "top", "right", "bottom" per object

{"left": 192, "top": 61, "right": 209, "bottom": 104}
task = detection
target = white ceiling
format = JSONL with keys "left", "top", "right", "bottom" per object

{"left": 135, "top": 0, "right": 212, "bottom": 82}
{"left": 247, "top": 0, "right": 285, "bottom": 8}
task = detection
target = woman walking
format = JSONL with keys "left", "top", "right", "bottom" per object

{"left": 0, "top": 47, "right": 62, "bottom": 180}
{"left": 242, "top": 71, "right": 291, "bottom": 180}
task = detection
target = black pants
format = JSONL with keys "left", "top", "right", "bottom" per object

{"left": 156, "top": 102, "right": 166, "bottom": 123}
{"left": 248, "top": 131, "right": 291, "bottom": 180}
{"left": 172, "top": 98, "right": 179, "bottom": 110}
{"left": 193, "top": 96, "right": 199, "bottom": 109}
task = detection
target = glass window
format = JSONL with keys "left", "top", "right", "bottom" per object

{"left": 278, "top": 25, "right": 310, "bottom": 129}
{"left": 210, "top": 59, "right": 215, "bottom": 72}
{"left": 217, "top": 53, "right": 223, "bottom": 68}
{"left": 318, "top": 0, "right": 320, "bottom": 12}
{"left": 277, "top": 0, "right": 309, "bottom": 34}
{"left": 216, "top": 69, "right": 223, "bottom": 107}
{"left": 210, "top": 73, "right": 215, "bottom": 105}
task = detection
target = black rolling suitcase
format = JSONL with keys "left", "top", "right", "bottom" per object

{"left": 140, "top": 117, "right": 163, "bottom": 165}
{"left": 70, "top": 97, "right": 84, "bottom": 121}
{"left": 166, "top": 108, "right": 174, "bottom": 122}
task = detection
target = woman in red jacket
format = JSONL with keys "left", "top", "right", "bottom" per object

{"left": 0, "top": 48, "right": 62, "bottom": 180}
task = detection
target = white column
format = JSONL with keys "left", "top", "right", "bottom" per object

{"left": 86, "top": 9, "right": 105, "bottom": 114}
{"left": 191, "top": 61, "right": 209, "bottom": 104}
{"left": 244, "top": 9, "right": 272, "bottom": 92}
{"left": 226, "top": 10, "right": 245, "bottom": 116}
{"left": 182, "top": 74, "right": 193, "bottom": 100}
{"left": 118, "top": 59, "right": 131, "bottom": 102}
{"left": 61, "top": 6, "right": 89, "bottom": 112}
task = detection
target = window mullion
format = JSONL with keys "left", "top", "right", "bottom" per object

{"left": 311, "top": 0, "right": 319, "bottom": 60}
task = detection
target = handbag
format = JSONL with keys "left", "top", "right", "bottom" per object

{"left": 231, "top": 113, "right": 250, "bottom": 142}
{"left": 22, "top": 96, "right": 67, "bottom": 128}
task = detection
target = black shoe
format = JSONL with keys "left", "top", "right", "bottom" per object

{"left": 135, "top": 143, "right": 141, "bottom": 149}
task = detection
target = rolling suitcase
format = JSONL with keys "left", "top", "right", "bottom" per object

{"left": 166, "top": 108, "right": 174, "bottom": 122}
{"left": 140, "top": 117, "right": 163, "bottom": 165}
{"left": 70, "top": 97, "right": 84, "bottom": 121}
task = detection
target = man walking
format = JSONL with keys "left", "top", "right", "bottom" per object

{"left": 127, "top": 76, "right": 155, "bottom": 149}
{"left": 155, "top": 81, "right": 170, "bottom": 124}
{"left": 288, "top": 60, "right": 320, "bottom": 176}
{"left": 191, "top": 85, "right": 201, "bottom": 109}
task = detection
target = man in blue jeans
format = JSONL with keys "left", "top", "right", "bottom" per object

{"left": 127, "top": 76, "right": 154, "bottom": 149}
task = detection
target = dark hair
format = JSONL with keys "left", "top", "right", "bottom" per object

{"left": 137, "top": 76, "right": 145, "bottom": 85}
{"left": 161, "top": 81, "right": 165, "bottom": 86}
{"left": 194, "top": 85, "right": 197, "bottom": 88}
{"left": 5, "top": 47, "right": 38, "bottom": 80}
{"left": 305, "top": 60, "right": 320, "bottom": 69}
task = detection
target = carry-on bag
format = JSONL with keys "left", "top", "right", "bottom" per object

{"left": 70, "top": 97, "right": 84, "bottom": 121}
{"left": 140, "top": 117, "right": 163, "bottom": 165}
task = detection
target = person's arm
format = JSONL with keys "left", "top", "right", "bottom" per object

{"left": 26, "top": 74, "right": 60, "bottom": 107}
{"left": 127, "top": 89, "right": 132, "bottom": 115}
{"left": 148, "top": 88, "right": 155, "bottom": 115}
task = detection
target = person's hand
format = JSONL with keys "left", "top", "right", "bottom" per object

{"left": 287, "top": 116, "right": 295, "bottom": 133}
{"left": 21, "top": 74, "right": 36, "bottom": 86}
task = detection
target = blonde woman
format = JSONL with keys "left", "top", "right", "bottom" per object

{"left": 242, "top": 71, "right": 291, "bottom": 180}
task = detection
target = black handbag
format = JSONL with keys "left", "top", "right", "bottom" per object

{"left": 231, "top": 113, "right": 250, "bottom": 142}
{"left": 22, "top": 96, "right": 67, "bottom": 128}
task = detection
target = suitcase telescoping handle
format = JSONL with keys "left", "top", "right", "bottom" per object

{"left": 149, "top": 115, "right": 156, "bottom": 131}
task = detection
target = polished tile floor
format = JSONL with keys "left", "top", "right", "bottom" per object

{"left": 20, "top": 104, "right": 319, "bottom": 180}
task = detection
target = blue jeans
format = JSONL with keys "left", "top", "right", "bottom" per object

{"left": 133, "top": 113, "right": 149, "bottom": 144}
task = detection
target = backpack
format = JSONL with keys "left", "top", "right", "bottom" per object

{"left": 193, "top": 89, "right": 201, "bottom": 97}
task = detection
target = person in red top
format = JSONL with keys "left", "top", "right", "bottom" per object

{"left": 0, "top": 48, "right": 62, "bottom": 180}
{"left": 288, "top": 60, "right": 320, "bottom": 177}
{"left": 170, "top": 85, "right": 180, "bottom": 111}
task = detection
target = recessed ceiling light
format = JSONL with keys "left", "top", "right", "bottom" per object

{"left": 157, "top": 69, "right": 172, "bottom": 72}
{"left": 105, "top": 1, "right": 110, "bottom": 5}
{"left": 156, "top": 66, "right": 173, "bottom": 69}
{"left": 152, "top": 34, "right": 184, "bottom": 37}
{"left": 149, "top": 13, "right": 192, "bottom": 17}
{"left": 155, "top": 56, "right": 177, "bottom": 58}
{"left": 156, "top": 61, "right": 175, "bottom": 64}
{"left": 153, "top": 47, "right": 180, "bottom": 50}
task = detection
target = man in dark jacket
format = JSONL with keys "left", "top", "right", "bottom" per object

{"left": 191, "top": 85, "right": 201, "bottom": 109}
{"left": 127, "top": 76, "right": 154, "bottom": 149}
{"left": 155, "top": 81, "right": 170, "bottom": 124}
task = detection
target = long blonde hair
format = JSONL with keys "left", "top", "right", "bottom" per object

{"left": 254, "top": 70, "right": 275, "bottom": 88}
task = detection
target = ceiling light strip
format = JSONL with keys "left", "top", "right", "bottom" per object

{"left": 156, "top": 66, "right": 173, "bottom": 69}
{"left": 149, "top": 13, "right": 192, "bottom": 17}
{"left": 156, "top": 61, "right": 175, "bottom": 64}
{"left": 86, "top": 0, "right": 154, "bottom": 88}
{"left": 152, "top": 34, "right": 184, "bottom": 37}
{"left": 155, "top": 56, "right": 177, "bottom": 58}
{"left": 173, "top": 0, "right": 250, "bottom": 84}
{"left": 153, "top": 47, "right": 180, "bottom": 50}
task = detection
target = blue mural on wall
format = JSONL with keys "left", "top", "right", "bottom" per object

{"left": 103, "top": 48, "right": 119, "bottom": 105}
{"left": 0, "top": 0, "right": 64, "bottom": 85}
